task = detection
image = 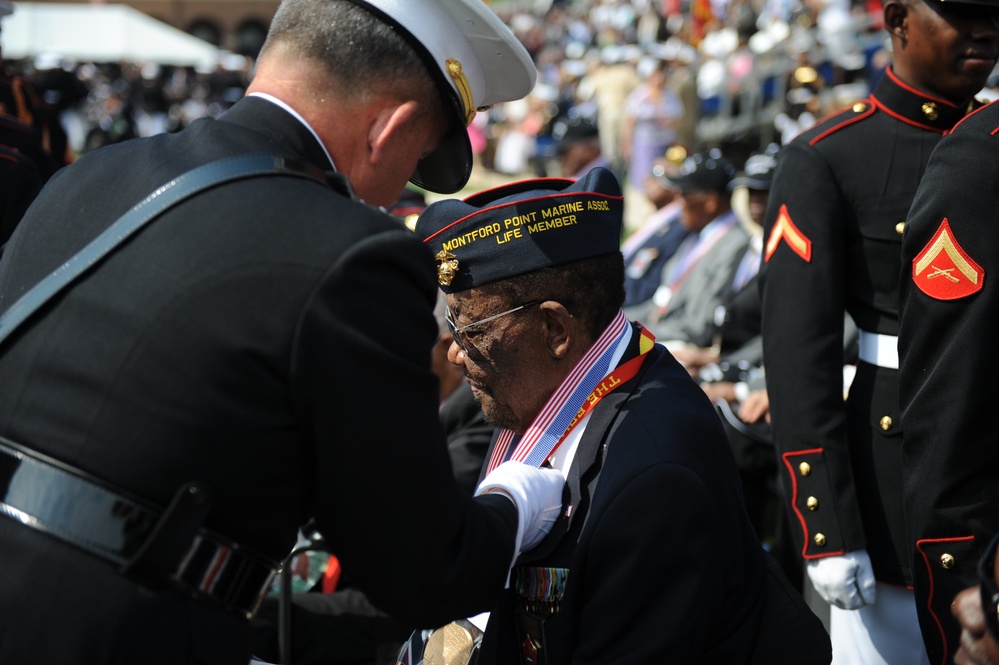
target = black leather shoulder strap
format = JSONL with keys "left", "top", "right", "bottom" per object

{"left": 0, "top": 153, "right": 329, "bottom": 348}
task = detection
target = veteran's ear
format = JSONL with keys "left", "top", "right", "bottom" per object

{"left": 538, "top": 301, "right": 576, "bottom": 359}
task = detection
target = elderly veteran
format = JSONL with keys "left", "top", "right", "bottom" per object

{"left": 415, "top": 166, "right": 831, "bottom": 665}
{"left": 0, "top": 0, "right": 565, "bottom": 663}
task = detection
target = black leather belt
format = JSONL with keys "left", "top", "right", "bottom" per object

{"left": 0, "top": 436, "right": 279, "bottom": 619}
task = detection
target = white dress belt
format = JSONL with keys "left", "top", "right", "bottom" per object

{"left": 858, "top": 330, "right": 898, "bottom": 369}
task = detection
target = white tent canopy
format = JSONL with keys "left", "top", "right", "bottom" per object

{"left": 1, "top": 2, "right": 224, "bottom": 67}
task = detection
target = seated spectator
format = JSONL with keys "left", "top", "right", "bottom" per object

{"left": 624, "top": 149, "right": 750, "bottom": 351}
{"left": 675, "top": 146, "right": 777, "bottom": 377}
{"left": 621, "top": 146, "right": 690, "bottom": 309}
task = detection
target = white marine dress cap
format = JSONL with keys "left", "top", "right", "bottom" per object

{"left": 350, "top": 0, "right": 537, "bottom": 193}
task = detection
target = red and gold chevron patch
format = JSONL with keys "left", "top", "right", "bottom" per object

{"left": 765, "top": 204, "right": 812, "bottom": 263}
{"left": 912, "top": 218, "right": 984, "bottom": 300}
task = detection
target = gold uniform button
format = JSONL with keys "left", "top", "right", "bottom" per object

{"left": 807, "top": 496, "right": 819, "bottom": 511}
{"left": 940, "top": 553, "right": 955, "bottom": 569}
{"left": 880, "top": 416, "right": 893, "bottom": 431}
{"left": 895, "top": 222, "right": 905, "bottom": 235}
{"left": 799, "top": 462, "right": 812, "bottom": 477}
{"left": 814, "top": 533, "right": 827, "bottom": 547}
{"left": 853, "top": 102, "right": 867, "bottom": 113}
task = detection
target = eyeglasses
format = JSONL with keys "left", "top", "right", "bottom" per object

{"left": 979, "top": 532, "right": 999, "bottom": 639}
{"left": 445, "top": 300, "right": 542, "bottom": 353}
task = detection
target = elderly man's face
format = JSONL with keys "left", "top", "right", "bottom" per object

{"left": 445, "top": 290, "right": 554, "bottom": 434}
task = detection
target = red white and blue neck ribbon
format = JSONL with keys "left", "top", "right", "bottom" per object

{"left": 486, "top": 310, "right": 654, "bottom": 473}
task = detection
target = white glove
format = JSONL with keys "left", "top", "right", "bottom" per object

{"left": 806, "top": 549, "right": 877, "bottom": 610}
{"left": 475, "top": 461, "right": 564, "bottom": 555}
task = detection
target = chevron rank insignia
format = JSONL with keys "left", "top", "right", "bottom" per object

{"left": 912, "top": 218, "right": 984, "bottom": 300}
{"left": 765, "top": 204, "right": 812, "bottom": 263}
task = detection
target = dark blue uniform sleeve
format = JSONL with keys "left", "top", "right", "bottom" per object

{"left": 292, "top": 228, "right": 516, "bottom": 627}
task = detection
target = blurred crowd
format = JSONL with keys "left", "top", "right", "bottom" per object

{"left": 5, "top": 0, "right": 956, "bottom": 190}
{"left": 5, "top": 0, "right": 999, "bottom": 663}
{"left": 16, "top": 0, "right": 999, "bottom": 244}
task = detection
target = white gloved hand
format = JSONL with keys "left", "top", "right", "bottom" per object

{"left": 806, "top": 549, "right": 877, "bottom": 610}
{"left": 475, "top": 461, "right": 564, "bottom": 555}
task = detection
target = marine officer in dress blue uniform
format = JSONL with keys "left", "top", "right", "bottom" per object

{"left": 0, "top": 1, "right": 564, "bottom": 662}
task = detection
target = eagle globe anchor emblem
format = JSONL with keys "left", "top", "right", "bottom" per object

{"left": 435, "top": 250, "right": 459, "bottom": 287}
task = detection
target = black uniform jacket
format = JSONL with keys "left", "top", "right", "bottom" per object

{"left": 441, "top": 380, "right": 495, "bottom": 498}
{"left": 899, "top": 100, "right": 999, "bottom": 665}
{"left": 759, "top": 66, "right": 978, "bottom": 586}
{"left": 0, "top": 96, "right": 517, "bottom": 664}
{"left": 475, "top": 327, "right": 830, "bottom": 665}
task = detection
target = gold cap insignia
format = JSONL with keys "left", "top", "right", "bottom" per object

{"left": 922, "top": 102, "right": 939, "bottom": 121}
{"left": 435, "top": 249, "right": 459, "bottom": 287}
{"left": 446, "top": 59, "right": 476, "bottom": 127}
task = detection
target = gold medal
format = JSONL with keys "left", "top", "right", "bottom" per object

{"left": 423, "top": 620, "right": 481, "bottom": 665}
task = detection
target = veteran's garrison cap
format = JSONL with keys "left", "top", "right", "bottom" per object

{"left": 415, "top": 167, "right": 623, "bottom": 293}
{"left": 349, "top": 0, "right": 536, "bottom": 194}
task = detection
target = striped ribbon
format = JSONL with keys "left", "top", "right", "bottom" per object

{"left": 486, "top": 310, "right": 639, "bottom": 473}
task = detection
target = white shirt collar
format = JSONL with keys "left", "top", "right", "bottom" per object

{"left": 247, "top": 92, "right": 337, "bottom": 172}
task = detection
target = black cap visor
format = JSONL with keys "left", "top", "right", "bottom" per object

{"left": 342, "top": 0, "right": 474, "bottom": 194}
{"left": 410, "top": 117, "right": 473, "bottom": 194}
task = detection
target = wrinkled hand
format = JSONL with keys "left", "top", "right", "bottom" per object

{"left": 806, "top": 549, "right": 877, "bottom": 609}
{"left": 953, "top": 585, "right": 999, "bottom": 665}
{"left": 476, "top": 461, "right": 564, "bottom": 555}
